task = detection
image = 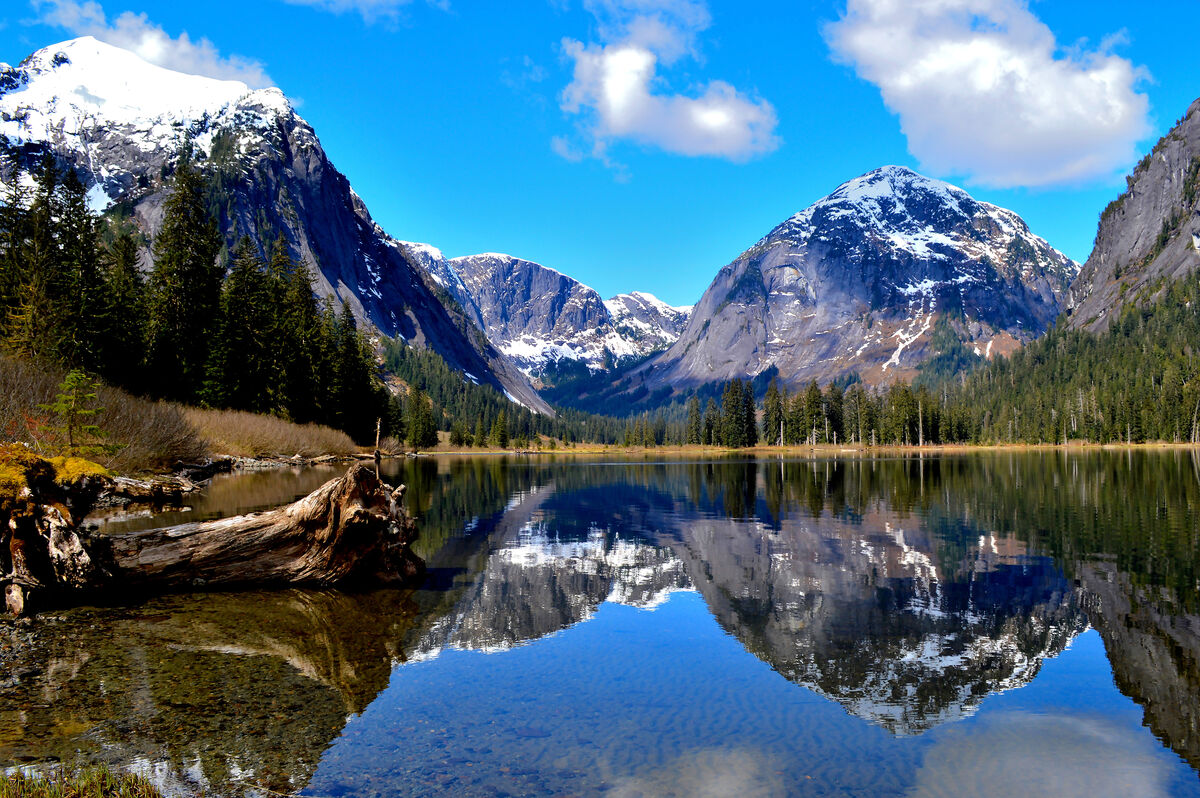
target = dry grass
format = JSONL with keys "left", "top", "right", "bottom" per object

{"left": 378, "top": 435, "right": 407, "bottom": 455}
{"left": 184, "top": 406, "right": 357, "bottom": 458}
{"left": 0, "top": 355, "right": 207, "bottom": 473}
{"left": 0, "top": 767, "right": 163, "bottom": 798}
{"left": 1, "top": 355, "right": 357, "bottom": 470}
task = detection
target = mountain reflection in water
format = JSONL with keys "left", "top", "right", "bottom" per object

{"left": 2, "top": 452, "right": 1199, "bottom": 796}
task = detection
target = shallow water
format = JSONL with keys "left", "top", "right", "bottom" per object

{"left": 4, "top": 452, "right": 1200, "bottom": 796}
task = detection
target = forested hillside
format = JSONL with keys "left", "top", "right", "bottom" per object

{"left": 0, "top": 152, "right": 391, "bottom": 443}
{"left": 0, "top": 151, "right": 640, "bottom": 449}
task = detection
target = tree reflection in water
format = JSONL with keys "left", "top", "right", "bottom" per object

{"left": 2, "top": 451, "right": 1198, "bottom": 793}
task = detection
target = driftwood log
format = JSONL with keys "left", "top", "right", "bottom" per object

{"left": 2, "top": 465, "right": 422, "bottom": 616}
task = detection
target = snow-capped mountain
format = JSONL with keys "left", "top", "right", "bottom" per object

{"left": 0, "top": 37, "right": 550, "bottom": 413}
{"left": 605, "top": 291, "right": 693, "bottom": 353}
{"left": 443, "top": 252, "right": 691, "bottom": 378}
{"left": 634, "top": 165, "right": 1078, "bottom": 391}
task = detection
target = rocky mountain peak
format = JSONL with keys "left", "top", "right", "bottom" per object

{"left": 443, "top": 252, "right": 691, "bottom": 377}
{"left": 1, "top": 37, "right": 552, "bottom": 414}
{"left": 632, "top": 166, "right": 1078, "bottom": 393}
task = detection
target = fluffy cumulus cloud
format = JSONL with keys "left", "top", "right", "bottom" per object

{"left": 826, "top": 0, "right": 1151, "bottom": 187}
{"left": 557, "top": 0, "right": 779, "bottom": 164}
{"left": 35, "top": 0, "right": 272, "bottom": 87}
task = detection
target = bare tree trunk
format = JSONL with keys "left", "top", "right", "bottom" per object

{"left": 3, "top": 465, "right": 422, "bottom": 616}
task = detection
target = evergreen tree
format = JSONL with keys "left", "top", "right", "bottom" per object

{"left": 741, "top": 379, "right": 758, "bottom": 447}
{"left": 762, "top": 378, "right": 783, "bottom": 445}
{"left": 39, "top": 369, "right": 104, "bottom": 456}
{"left": 56, "top": 169, "right": 109, "bottom": 371}
{"left": 0, "top": 155, "right": 30, "bottom": 327}
{"left": 203, "top": 238, "right": 278, "bottom": 412}
{"left": 407, "top": 389, "right": 439, "bottom": 452}
{"left": 275, "top": 238, "right": 323, "bottom": 423}
{"left": 473, "top": 416, "right": 487, "bottom": 447}
{"left": 824, "top": 382, "right": 844, "bottom": 444}
{"left": 490, "top": 408, "right": 509, "bottom": 449}
{"left": 331, "top": 301, "right": 380, "bottom": 442}
{"left": 449, "top": 419, "right": 471, "bottom": 447}
{"left": 99, "top": 232, "right": 147, "bottom": 392}
{"left": 685, "top": 396, "right": 702, "bottom": 445}
{"left": 718, "top": 380, "right": 738, "bottom": 447}
{"left": 703, "top": 398, "right": 719, "bottom": 446}
{"left": 6, "top": 157, "right": 64, "bottom": 362}
{"left": 145, "top": 155, "right": 222, "bottom": 401}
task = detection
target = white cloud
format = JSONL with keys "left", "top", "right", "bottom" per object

{"left": 35, "top": 0, "right": 272, "bottom": 87}
{"left": 558, "top": 0, "right": 779, "bottom": 164}
{"left": 826, "top": 0, "right": 1150, "bottom": 188}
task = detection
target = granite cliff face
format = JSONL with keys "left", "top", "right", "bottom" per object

{"left": 446, "top": 252, "right": 690, "bottom": 378}
{"left": 0, "top": 37, "right": 550, "bottom": 413}
{"left": 635, "top": 166, "right": 1077, "bottom": 392}
{"left": 1067, "top": 98, "right": 1200, "bottom": 332}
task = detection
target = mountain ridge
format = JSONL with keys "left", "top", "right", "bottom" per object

{"left": 0, "top": 36, "right": 553, "bottom": 414}
{"left": 627, "top": 165, "right": 1078, "bottom": 396}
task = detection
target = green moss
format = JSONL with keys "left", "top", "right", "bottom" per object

{"left": 49, "top": 456, "right": 110, "bottom": 484}
{"left": 0, "top": 445, "right": 107, "bottom": 510}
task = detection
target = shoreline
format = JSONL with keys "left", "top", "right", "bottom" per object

{"left": 401, "top": 440, "right": 1200, "bottom": 459}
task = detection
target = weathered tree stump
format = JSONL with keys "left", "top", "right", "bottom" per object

{"left": 2, "top": 464, "right": 422, "bottom": 616}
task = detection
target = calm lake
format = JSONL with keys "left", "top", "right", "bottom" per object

{"left": 3, "top": 452, "right": 1200, "bottom": 797}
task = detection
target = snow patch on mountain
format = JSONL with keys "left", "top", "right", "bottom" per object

{"left": 775, "top": 165, "right": 1077, "bottom": 290}
{"left": 639, "top": 164, "right": 1079, "bottom": 390}
{"left": 0, "top": 37, "right": 296, "bottom": 213}
{"left": 402, "top": 252, "right": 696, "bottom": 377}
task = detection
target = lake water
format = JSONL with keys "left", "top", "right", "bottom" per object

{"left": 3, "top": 452, "right": 1200, "bottom": 797}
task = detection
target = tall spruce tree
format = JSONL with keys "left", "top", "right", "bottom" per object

{"left": 0, "top": 154, "right": 30, "bottom": 326}
{"left": 703, "top": 398, "right": 719, "bottom": 445}
{"left": 406, "top": 389, "right": 439, "bottom": 452}
{"left": 99, "top": 232, "right": 147, "bottom": 392}
{"left": 685, "top": 396, "right": 702, "bottom": 445}
{"left": 6, "top": 157, "right": 64, "bottom": 362}
{"left": 273, "top": 237, "right": 324, "bottom": 423}
{"left": 56, "top": 169, "right": 108, "bottom": 371}
{"left": 741, "top": 379, "right": 758, "bottom": 447}
{"left": 204, "top": 238, "right": 278, "bottom": 412}
{"left": 145, "top": 155, "right": 221, "bottom": 401}
{"left": 762, "top": 379, "right": 782, "bottom": 445}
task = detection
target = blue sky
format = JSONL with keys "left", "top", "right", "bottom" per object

{"left": 1, "top": 1, "right": 1195, "bottom": 306}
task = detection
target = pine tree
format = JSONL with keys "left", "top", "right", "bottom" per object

{"left": 331, "top": 301, "right": 380, "bottom": 442}
{"left": 762, "top": 378, "right": 782, "bottom": 445}
{"left": 40, "top": 369, "right": 104, "bottom": 456}
{"left": 473, "top": 417, "right": 487, "bottom": 447}
{"left": 490, "top": 408, "right": 509, "bottom": 449}
{"left": 741, "top": 379, "right": 758, "bottom": 447}
{"left": 407, "top": 389, "right": 439, "bottom": 452}
{"left": 685, "top": 396, "right": 702, "bottom": 445}
{"left": 0, "top": 154, "right": 30, "bottom": 330}
{"left": 204, "top": 238, "right": 278, "bottom": 412}
{"left": 275, "top": 238, "right": 323, "bottom": 423}
{"left": 703, "top": 398, "right": 719, "bottom": 446}
{"left": 145, "top": 155, "right": 222, "bottom": 402}
{"left": 6, "top": 157, "right": 64, "bottom": 362}
{"left": 99, "top": 232, "right": 147, "bottom": 392}
{"left": 56, "top": 169, "right": 108, "bottom": 371}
